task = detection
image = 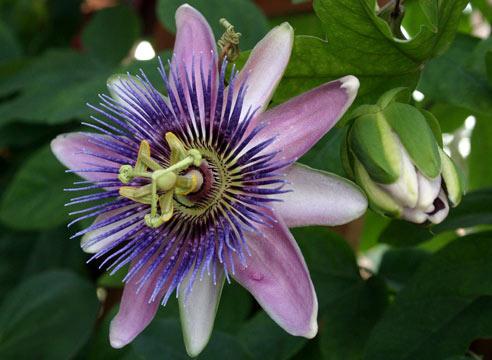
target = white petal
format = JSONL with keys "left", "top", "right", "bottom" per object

{"left": 275, "top": 164, "right": 367, "bottom": 227}
{"left": 81, "top": 205, "right": 143, "bottom": 253}
{"left": 416, "top": 173, "right": 441, "bottom": 210}
{"left": 179, "top": 270, "right": 224, "bottom": 357}
{"left": 427, "top": 190, "right": 450, "bottom": 224}
{"left": 380, "top": 135, "right": 419, "bottom": 208}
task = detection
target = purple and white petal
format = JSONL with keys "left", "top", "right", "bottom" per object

{"left": 232, "top": 209, "right": 318, "bottom": 338}
{"left": 249, "top": 76, "right": 359, "bottom": 163}
{"left": 179, "top": 270, "right": 224, "bottom": 357}
{"left": 234, "top": 23, "right": 293, "bottom": 118}
{"left": 81, "top": 205, "right": 144, "bottom": 253}
{"left": 275, "top": 164, "right": 367, "bottom": 227}
{"left": 109, "top": 260, "right": 165, "bottom": 348}
{"left": 51, "top": 132, "right": 124, "bottom": 182}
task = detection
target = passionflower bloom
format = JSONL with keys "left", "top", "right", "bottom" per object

{"left": 51, "top": 4, "right": 366, "bottom": 357}
{"left": 342, "top": 89, "right": 464, "bottom": 224}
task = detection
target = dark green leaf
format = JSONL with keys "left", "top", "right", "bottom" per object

{"left": 378, "top": 248, "right": 430, "bottom": 291}
{"left": 0, "top": 19, "right": 22, "bottom": 62}
{"left": 433, "top": 188, "right": 492, "bottom": 233}
{"left": 156, "top": 0, "right": 268, "bottom": 50}
{"left": 419, "top": 34, "right": 492, "bottom": 116}
{"left": 238, "top": 311, "right": 305, "bottom": 360}
{"left": 360, "top": 210, "right": 391, "bottom": 251}
{"left": 0, "top": 144, "right": 77, "bottom": 230}
{"left": 379, "top": 220, "right": 434, "bottom": 247}
{"left": 428, "top": 103, "right": 470, "bottom": 133}
{"left": 293, "top": 227, "right": 388, "bottom": 360}
{"left": 468, "top": 116, "right": 492, "bottom": 190}
{"left": 214, "top": 282, "right": 253, "bottom": 333}
{"left": 320, "top": 276, "right": 388, "bottom": 360}
{"left": 293, "top": 227, "right": 360, "bottom": 310}
{"left": 0, "top": 49, "right": 109, "bottom": 125}
{"left": 298, "top": 126, "right": 346, "bottom": 177}
{"left": 82, "top": 5, "right": 141, "bottom": 67}
{"left": 269, "top": 13, "right": 324, "bottom": 38}
{"left": 364, "top": 232, "right": 492, "bottom": 360}
{"left": 0, "top": 227, "right": 34, "bottom": 299}
{"left": 0, "top": 271, "right": 99, "bottom": 359}
{"left": 274, "top": 0, "right": 467, "bottom": 105}
{"left": 132, "top": 317, "right": 251, "bottom": 360}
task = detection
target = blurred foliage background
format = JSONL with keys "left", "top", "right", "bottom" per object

{"left": 0, "top": 0, "right": 492, "bottom": 359}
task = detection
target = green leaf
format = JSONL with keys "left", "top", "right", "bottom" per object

{"left": 85, "top": 306, "right": 137, "bottom": 360}
{"left": 273, "top": 0, "right": 467, "bottom": 105}
{"left": 379, "top": 220, "right": 433, "bottom": 247}
{"left": 214, "top": 283, "right": 253, "bottom": 333}
{"left": 428, "top": 103, "right": 470, "bottom": 133}
{"left": 156, "top": 0, "right": 268, "bottom": 50}
{"left": 269, "top": 13, "right": 324, "bottom": 38}
{"left": 364, "top": 232, "right": 492, "bottom": 360}
{"left": 132, "top": 317, "right": 252, "bottom": 360}
{"left": 299, "top": 126, "right": 346, "bottom": 177}
{"left": 0, "top": 227, "right": 34, "bottom": 299}
{"left": 320, "top": 276, "right": 388, "bottom": 360}
{"left": 360, "top": 210, "right": 391, "bottom": 252}
{"left": 468, "top": 116, "right": 492, "bottom": 190}
{"left": 0, "top": 144, "right": 77, "bottom": 230}
{"left": 419, "top": 34, "right": 492, "bottom": 116}
{"left": 0, "top": 50, "right": 169, "bottom": 125}
{"left": 378, "top": 248, "right": 430, "bottom": 291}
{"left": 238, "top": 311, "right": 306, "bottom": 360}
{"left": 293, "top": 227, "right": 360, "bottom": 310}
{"left": 433, "top": 188, "right": 492, "bottom": 233}
{"left": 293, "top": 227, "right": 388, "bottom": 359}
{"left": 0, "top": 49, "right": 109, "bottom": 125}
{"left": 0, "top": 271, "right": 99, "bottom": 359}
{"left": 82, "top": 5, "right": 141, "bottom": 67}
{"left": 0, "top": 19, "right": 21, "bottom": 63}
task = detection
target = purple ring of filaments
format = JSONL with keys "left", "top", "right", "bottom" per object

{"left": 65, "top": 53, "right": 292, "bottom": 304}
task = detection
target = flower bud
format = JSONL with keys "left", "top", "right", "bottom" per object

{"left": 341, "top": 89, "right": 464, "bottom": 225}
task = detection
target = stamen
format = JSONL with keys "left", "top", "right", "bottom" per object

{"left": 218, "top": 18, "right": 241, "bottom": 64}
{"left": 117, "top": 132, "right": 203, "bottom": 228}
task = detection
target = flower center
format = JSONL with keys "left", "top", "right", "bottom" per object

{"left": 117, "top": 132, "right": 203, "bottom": 228}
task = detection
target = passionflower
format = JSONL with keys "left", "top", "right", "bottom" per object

{"left": 342, "top": 89, "right": 464, "bottom": 224}
{"left": 51, "top": 4, "right": 366, "bottom": 357}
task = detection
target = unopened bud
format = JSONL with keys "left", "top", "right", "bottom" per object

{"left": 342, "top": 88, "right": 464, "bottom": 225}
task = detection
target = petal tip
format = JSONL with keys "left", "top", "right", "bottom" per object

{"left": 176, "top": 3, "right": 204, "bottom": 22}
{"left": 184, "top": 339, "right": 207, "bottom": 358}
{"left": 109, "top": 326, "right": 131, "bottom": 349}
{"left": 340, "top": 75, "right": 360, "bottom": 97}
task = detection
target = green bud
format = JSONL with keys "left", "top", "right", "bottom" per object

{"left": 342, "top": 88, "right": 464, "bottom": 225}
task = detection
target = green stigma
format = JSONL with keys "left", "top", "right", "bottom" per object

{"left": 118, "top": 132, "right": 203, "bottom": 228}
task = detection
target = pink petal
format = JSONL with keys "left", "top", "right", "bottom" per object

{"left": 109, "top": 260, "right": 164, "bottom": 348}
{"left": 171, "top": 4, "right": 217, "bottom": 119}
{"left": 51, "top": 132, "right": 122, "bottom": 182}
{"left": 233, "top": 23, "right": 293, "bottom": 118}
{"left": 232, "top": 209, "right": 318, "bottom": 338}
{"left": 275, "top": 164, "right": 367, "bottom": 227}
{"left": 251, "top": 76, "right": 359, "bottom": 163}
